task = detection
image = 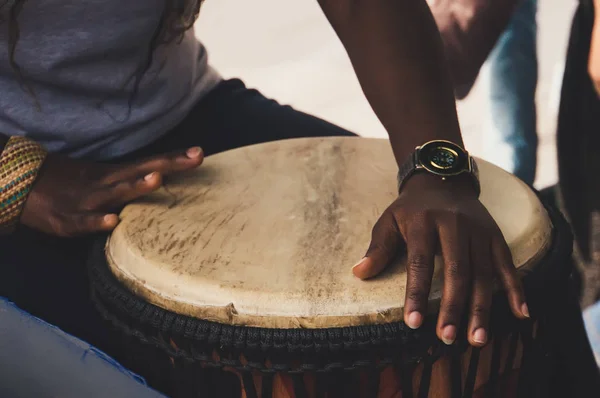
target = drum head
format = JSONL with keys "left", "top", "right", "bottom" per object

{"left": 106, "top": 137, "right": 552, "bottom": 329}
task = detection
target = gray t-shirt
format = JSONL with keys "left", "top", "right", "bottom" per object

{"left": 0, "top": 0, "right": 221, "bottom": 159}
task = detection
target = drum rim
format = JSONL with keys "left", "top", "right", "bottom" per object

{"left": 102, "top": 137, "right": 554, "bottom": 328}
{"left": 87, "top": 196, "right": 573, "bottom": 367}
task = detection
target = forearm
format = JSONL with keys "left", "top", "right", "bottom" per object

{"left": 318, "top": 0, "right": 462, "bottom": 165}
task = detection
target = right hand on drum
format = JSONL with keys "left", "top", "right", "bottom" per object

{"left": 21, "top": 147, "right": 204, "bottom": 237}
{"left": 352, "top": 173, "right": 529, "bottom": 348}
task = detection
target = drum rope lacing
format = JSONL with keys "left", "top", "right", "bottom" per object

{"left": 88, "top": 200, "right": 573, "bottom": 398}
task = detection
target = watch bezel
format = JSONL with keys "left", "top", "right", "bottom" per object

{"left": 415, "top": 140, "right": 471, "bottom": 177}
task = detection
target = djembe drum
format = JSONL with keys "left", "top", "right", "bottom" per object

{"left": 88, "top": 137, "right": 573, "bottom": 398}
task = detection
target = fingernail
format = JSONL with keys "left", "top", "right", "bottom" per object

{"left": 441, "top": 325, "right": 457, "bottom": 345}
{"left": 521, "top": 303, "right": 530, "bottom": 318}
{"left": 104, "top": 214, "right": 118, "bottom": 224}
{"left": 186, "top": 147, "right": 202, "bottom": 158}
{"left": 351, "top": 257, "right": 367, "bottom": 271}
{"left": 473, "top": 328, "right": 487, "bottom": 345}
{"left": 144, "top": 172, "right": 156, "bottom": 181}
{"left": 406, "top": 312, "right": 423, "bottom": 329}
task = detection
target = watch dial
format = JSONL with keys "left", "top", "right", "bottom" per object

{"left": 417, "top": 140, "right": 469, "bottom": 176}
{"left": 429, "top": 147, "right": 458, "bottom": 170}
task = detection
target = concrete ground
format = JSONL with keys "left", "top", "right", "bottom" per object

{"left": 195, "top": 0, "right": 577, "bottom": 189}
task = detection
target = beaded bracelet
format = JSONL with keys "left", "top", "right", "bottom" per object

{"left": 0, "top": 136, "right": 47, "bottom": 234}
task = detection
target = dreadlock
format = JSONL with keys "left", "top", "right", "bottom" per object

{"left": 3, "top": 0, "right": 205, "bottom": 113}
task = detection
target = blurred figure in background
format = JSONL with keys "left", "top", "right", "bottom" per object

{"left": 427, "top": 0, "right": 538, "bottom": 184}
{"left": 483, "top": 0, "right": 538, "bottom": 186}
{"left": 558, "top": 0, "right": 600, "bottom": 368}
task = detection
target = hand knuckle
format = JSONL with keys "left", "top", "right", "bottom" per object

{"left": 442, "top": 303, "right": 464, "bottom": 318}
{"left": 52, "top": 219, "right": 73, "bottom": 237}
{"left": 155, "top": 158, "right": 171, "bottom": 170}
{"left": 478, "top": 267, "right": 494, "bottom": 281}
{"left": 449, "top": 205, "right": 462, "bottom": 215}
{"left": 409, "top": 210, "right": 429, "bottom": 224}
{"left": 123, "top": 180, "right": 137, "bottom": 190}
{"left": 471, "top": 305, "right": 489, "bottom": 319}
{"left": 409, "top": 254, "right": 430, "bottom": 272}
{"left": 440, "top": 205, "right": 460, "bottom": 217}
{"left": 78, "top": 196, "right": 97, "bottom": 211}
{"left": 497, "top": 257, "right": 516, "bottom": 272}
{"left": 407, "top": 289, "right": 425, "bottom": 303}
{"left": 446, "top": 261, "right": 468, "bottom": 279}
{"left": 97, "top": 169, "right": 118, "bottom": 184}
{"left": 504, "top": 278, "right": 522, "bottom": 293}
{"left": 438, "top": 210, "right": 462, "bottom": 229}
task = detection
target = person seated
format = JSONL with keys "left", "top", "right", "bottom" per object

{"left": 0, "top": 1, "right": 527, "bottom": 394}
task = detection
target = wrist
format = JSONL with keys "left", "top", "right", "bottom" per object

{"left": 396, "top": 139, "right": 480, "bottom": 197}
{"left": 0, "top": 136, "right": 47, "bottom": 234}
{"left": 401, "top": 172, "right": 479, "bottom": 198}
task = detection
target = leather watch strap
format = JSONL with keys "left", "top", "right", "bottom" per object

{"left": 468, "top": 156, "right": 481, "bottom": 195}
{"left": 396, "top": 150, "right": 419, "bottom": 194}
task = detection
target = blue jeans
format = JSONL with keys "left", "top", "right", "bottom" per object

{"left": 483, "top": 0, "right": 538, "bottom": 186}
{"left": 584, "top": 301, "right": 600, "bottom": 368}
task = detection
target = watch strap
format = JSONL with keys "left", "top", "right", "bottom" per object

{"left": 468, "top": 156, "right": 481, "bottom": 196}
{"left": 396, "top": 150, "right": 419, "bottom": 194}
{"left": 396, "top": 147, "right": 481, "bottom": 196}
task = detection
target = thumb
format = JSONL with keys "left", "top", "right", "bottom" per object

{"left": 352, "top": 212, "right": 405, "bottom": 280}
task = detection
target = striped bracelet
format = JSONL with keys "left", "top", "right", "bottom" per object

{"left": 0, "top": 136, "right": 47, "bottom": 234}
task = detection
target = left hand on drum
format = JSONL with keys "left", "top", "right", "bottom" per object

{"left": 352, "top": 173, "right": 530, "bottom": 347}
{"left": 21, "top": 147, "right": 204, "bottom": 237}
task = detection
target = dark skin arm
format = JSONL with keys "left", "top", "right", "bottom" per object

{"left": 318, "top": 0, "right": 462, "bottom": 163}
{"left": 318, "top": 0, "right": 528, "bottom": 347}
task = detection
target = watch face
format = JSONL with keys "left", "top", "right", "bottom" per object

{"left": 429, "top": 147, "right": 458, "bottom": 170}
{"left": 417, "top": 141, "right": 468, "bottom": 176}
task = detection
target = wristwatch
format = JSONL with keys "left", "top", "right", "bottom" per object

{"left": 397, "top": 140, "right": 480, "bottom": 196}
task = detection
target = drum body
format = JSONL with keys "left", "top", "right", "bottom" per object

{"left": 88, "top": 137, "right": 574, "bottom": 398}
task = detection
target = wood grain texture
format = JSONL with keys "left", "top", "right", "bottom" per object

{"left": 106, "top": 137, "right": 552, "bottom": 328}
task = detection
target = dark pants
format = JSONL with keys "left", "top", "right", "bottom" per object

{"left": 127, "top": 79, "right": 355, "bottom": 159}
{"left": 553, "top": 0, "right": 600, "bottom": 394}
{"left": 557, "top": 0, "right": 600, "bottom": 308}
{"left": 0, "top": 79, "right": 355, "bottom": 375}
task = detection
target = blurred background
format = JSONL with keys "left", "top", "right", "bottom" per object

{"left": 195, "top": 0, "right": 576, "bottom": 190}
